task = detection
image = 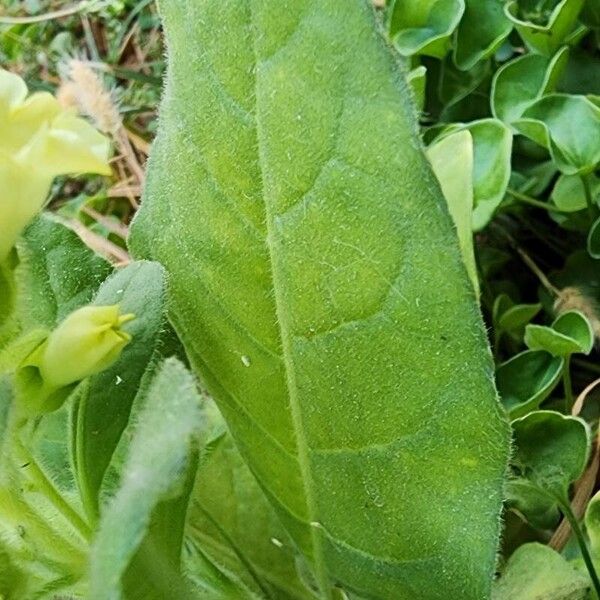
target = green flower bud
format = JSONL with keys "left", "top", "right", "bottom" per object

{"left": 34, "top": 305, "right": 134, "bottom": 388}
{"left": 17, "top": 305, "right": 134, "bottom": 415}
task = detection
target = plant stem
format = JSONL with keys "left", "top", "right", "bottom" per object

{"left": 507, "top": 188, "right": 571, "bottom": 214}
{"left": 493, "top": 223, "right": 561, "bottom": 297}
{"left": 560, "top": 500, "right": 600, "bottom": 596}
{"left": 563, "top": 355, "right": 574, "bottom": 413}
{"left": 581, "top": 174, "right": 596, "bottom": 223}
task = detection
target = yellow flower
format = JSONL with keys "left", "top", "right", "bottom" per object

{"left": 0, "top": 68, "right": 111, "bottom": 261}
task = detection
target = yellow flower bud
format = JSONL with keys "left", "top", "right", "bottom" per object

{"left": 0, "top": 69, "right": 111, "bottom": 261}
{"left": 26, "top": 305, "right": 134, "bottom": 390}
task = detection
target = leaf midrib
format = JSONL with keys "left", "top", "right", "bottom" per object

{"left": 248, "top": 3, "right": 330, "bottom": 596}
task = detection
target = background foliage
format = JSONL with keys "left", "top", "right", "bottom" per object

{"left": 2, "top": 0, "right": 600, "bottom": 598}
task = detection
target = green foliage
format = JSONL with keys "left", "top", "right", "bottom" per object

{"left": 3, "top": 0, "right": 600, "bottom": 598}
{"left": 130, "top": 0, "right": 510, "bottom": 597}
{"left": 89, "top": 357, "right": 204, "bottom": 599}
{"left": 507, "top": 410, "right": 591, "bottom": 528}
{"left": 454, "top": 0, "right": 513, "bottom": 70}
{"left": 492, "top": 543, "right": 590, "bottom": 600}
{"left": 73, "top": 261, "right": 169, "bottom": 519}
{"left": 505, "top": 0, "right": 585, "bottom": 55}
{"left": 388, "top": 0, "right": 465, "bottom": 57}
{"left": 496, "top": 350, "right": 564, "bottom": 417}
{"left": 491, "top": 48, "right": 569, "bottom": 124}
{"left": 515, "top": 94, "right": 600, "bottom": 175}
{"left": 525, "top": 310, "right": 594, "bottom": 356}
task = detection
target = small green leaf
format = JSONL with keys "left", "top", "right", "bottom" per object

{"left": 507, "top": 410, "right": 591, "bottom": 527}
{"left": 505, "top": 0, "right": 586, "bottom": 55}
{"left": 389, "top": 0, "right": 465, "bottom": 57}
{"left": 407, "top": 65, "right": 427, "bottom": 111}
{"left": 89, "top": 358, "right": 204, "bottom": 600}
{"left": 427, "top": 130, "right": 479, "bottom": 294}
{"left": 491, "top": 48, "right": 569, "bottom": 124}
{"left": 525, "top": 310, "right": 594, "bottom": 356}
{"left": 586, "top": 490, "right": 600, "bottom": 558}
{"left": 467, "top": 119, "right": 513, "bottom": 230}
{"left": 430, "top": 118, "right": 513, "bottom": 229}
{"left": 438, "top": 57, "right": 492, "bottom": 109}
{"left": 493, "top": 293, "right": 514, "bottom": 324}
{"left": 515, "top": 94, "right": 600, "bottom": 175}
{"left": 14, "top": 214, "right": 111, "bottom": 333}
{"left": 552, "top": 173, "right": 600, "bottom": 212}
{"left": 496, "top": 350, "right": 564, "bottom": 418}
{"left": 453, "top": 0, "right": 513, "bottom": 71}
{"left": 492, "top": 543, "right": 590, "bottom": 600}
{"left": 498, "top": 303, "right": 542, "bottom": 333}
{"left": 588, "top": 215, "right": 600, "bottom": 259}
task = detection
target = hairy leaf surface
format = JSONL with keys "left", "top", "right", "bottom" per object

{"left": 130, "top": 1, "right": 510, "bottom": 597}
{"left": 89, "top": 358, "right": 203, "bottom": 600}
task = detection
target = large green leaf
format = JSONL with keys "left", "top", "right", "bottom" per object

{"left": 130, "top": 1, "right": 510, "bottom": 597}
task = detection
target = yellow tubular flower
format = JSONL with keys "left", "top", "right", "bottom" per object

{"left": 0, "top": 68, "right": 111, "bottom": 261}
{"left": 27, "top": 305, "right": 135, "bottom": 390}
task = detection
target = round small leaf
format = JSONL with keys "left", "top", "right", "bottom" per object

{"left": 407, "top": 65, "right": 427, "bottom": 112}
{"left": 515, "top": 94, "right": 600, "bottom": 175}
{"left": 428, "top": 130, "right": 479, "bottom": 294}
{"left": 496, "top": 350, "right": 564, "bottom": 418}
{"left": 468, "top": 119, "right": 513, "bottom": 230}
{"left": 491, "top": 48, "right": 569, "bottom": 124}
{"left": 526, "top": 310, "right": 594, "bottom": 355}
{"left": 498, "top": 303, "right": 542, "bottom": 333}
{"left": 505, "top": 0, "right": 586, "bottom": 56}
{"left": 389, "top": 0, "right": 465, "bottom": 57}
{"left": 586, "top": 490, "right": 600, "bottom": 559}
{"left": 553, "top": 310, "right": 595, "bottom": 353}
{"left": 511, "top": 410, "right": 591, "bottom": 502}
{"left": 453, "top": 0, "right": 513, "bottom": 71}
{"left": 552, "top": 173, "right": 600, "bottom": 212}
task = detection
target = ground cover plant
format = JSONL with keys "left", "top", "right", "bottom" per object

{"left": 1, "top": 0, "right": 600, "bottom": 598}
